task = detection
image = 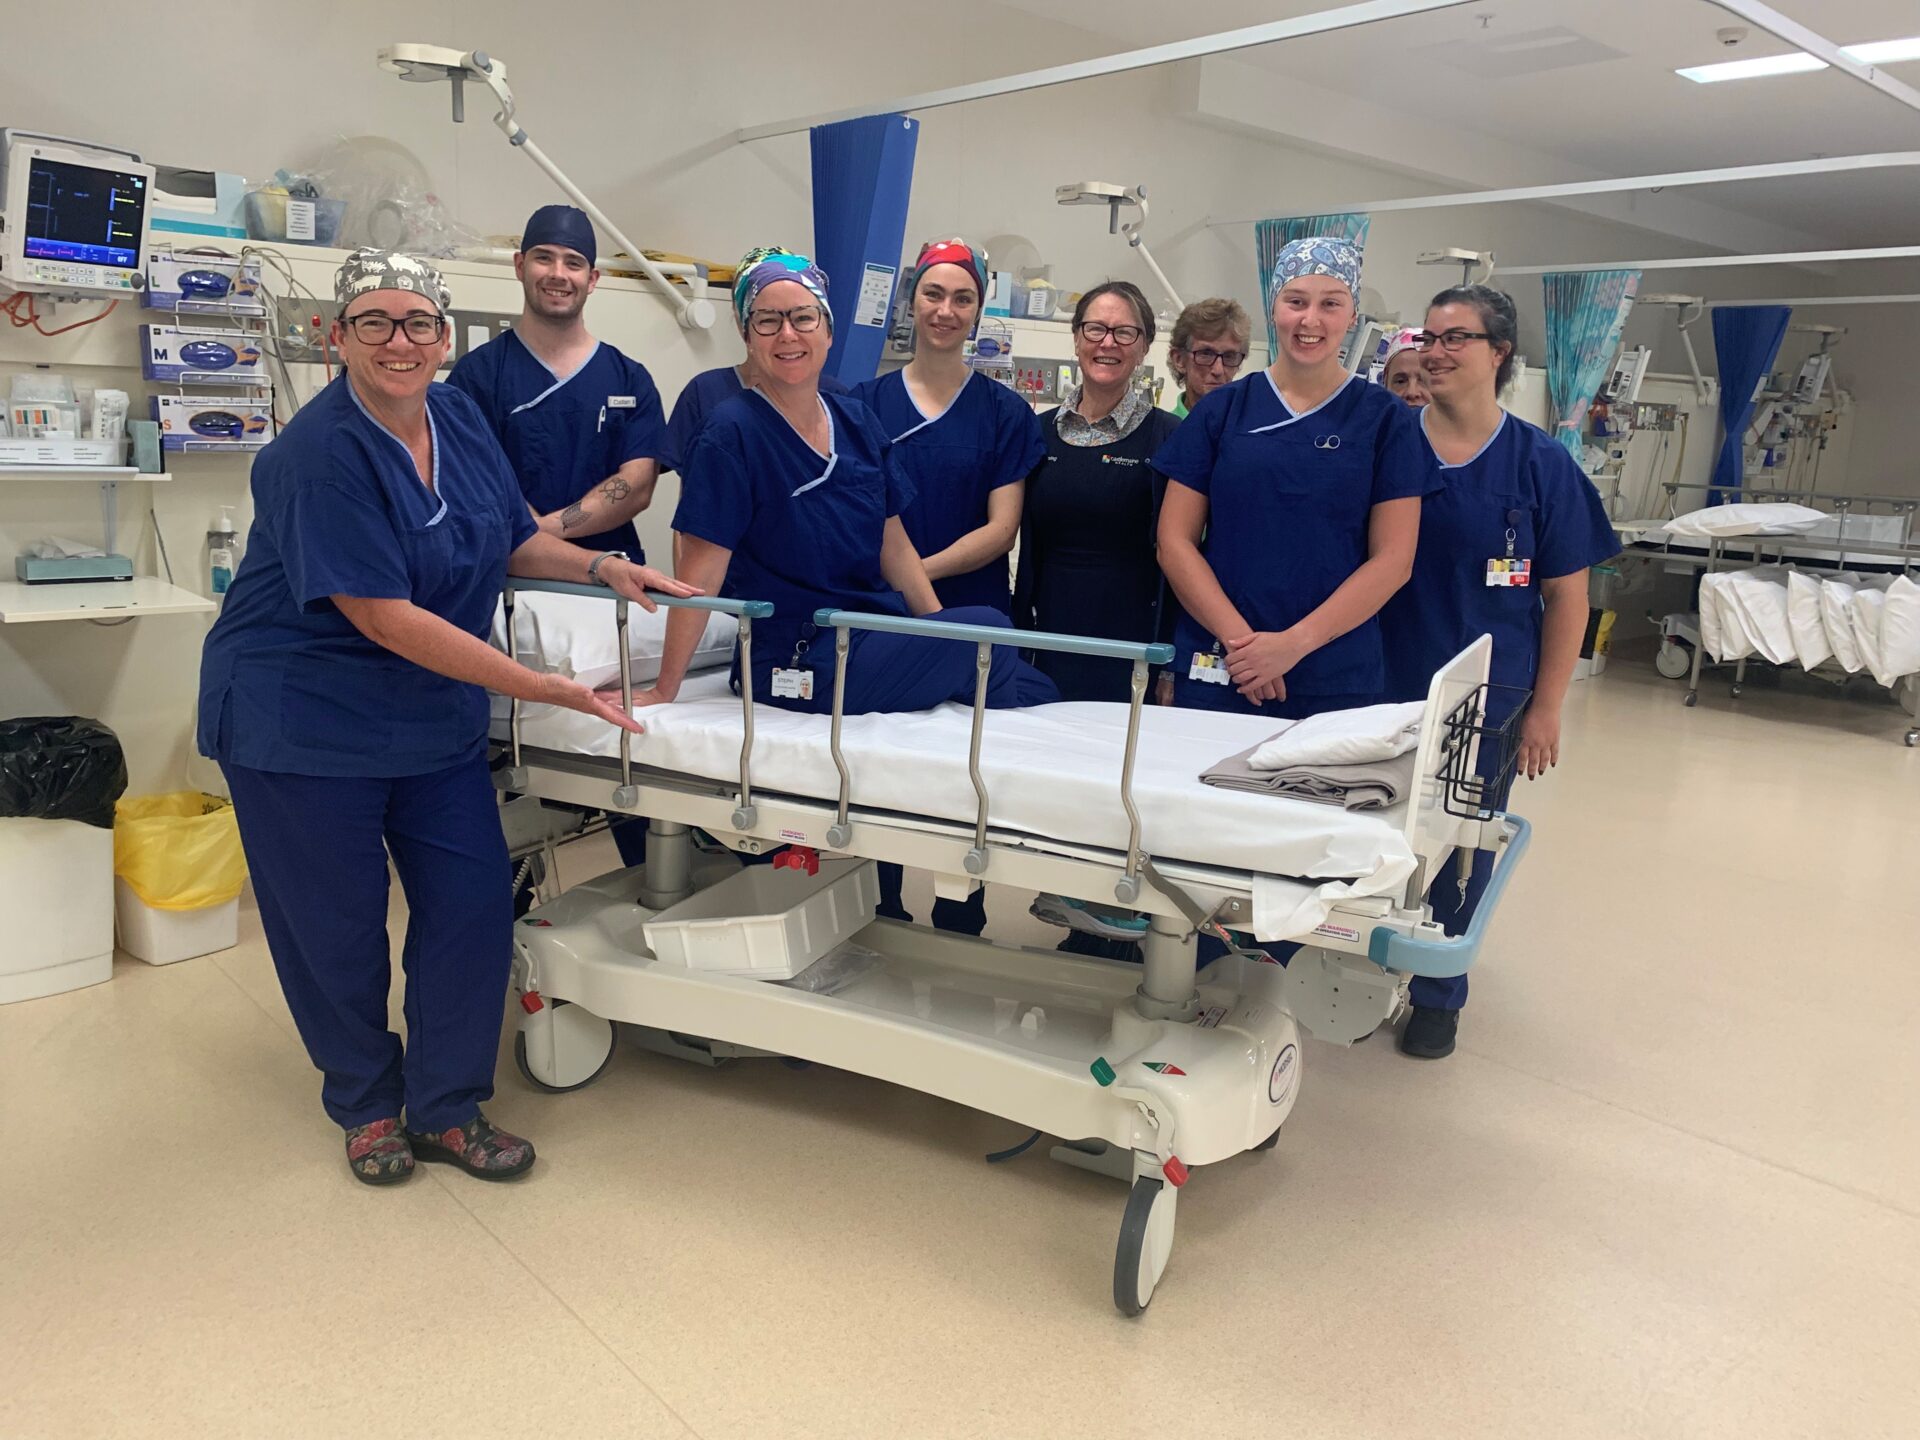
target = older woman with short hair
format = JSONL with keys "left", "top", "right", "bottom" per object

{"left": 1167, "top": 296, "right": 1251, "bottom": 418}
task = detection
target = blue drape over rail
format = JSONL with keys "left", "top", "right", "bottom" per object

{"left": 811, "top": 114, "right": 919, "bottom": 386}
{"left": 1709, "top": 306, "right": 1791, "bottom": 503}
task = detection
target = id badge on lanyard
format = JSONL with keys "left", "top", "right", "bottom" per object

{"left": 1189, "top": 641, "right": 1231, "bottom": 685}
{"left": 773, "top": 635, "right": 816, "bottom": 700}
{"left": 1486, "top": 515, "right": 1532, "bottom": 588}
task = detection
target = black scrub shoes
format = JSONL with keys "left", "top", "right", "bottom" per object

{"left": 1400, "top": 1006, "right": 1460, "bottom": 1060}
{"left": 405, "top": 1111, "right": 537, "bottom": 1181}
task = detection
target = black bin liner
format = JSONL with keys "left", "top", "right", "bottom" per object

{"left": 0, "top": 717, "right": 129, "bottom": 830}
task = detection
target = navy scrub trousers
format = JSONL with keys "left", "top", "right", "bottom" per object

{"left": 225, "top": 758, "right": 514, "bottom": 1132}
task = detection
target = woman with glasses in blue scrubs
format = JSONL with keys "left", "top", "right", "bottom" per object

{"left": 198, "top": 250, "right": 696, "bottom": 1185}
{"left": 631, "top": 248, "right": 1057, "bottom": 718}
{"left": 1155, "top": 238, "right": 1439, "bottom": 719}
{"left": 1380, "top": 285, "right": 1615, "bottom": 1060}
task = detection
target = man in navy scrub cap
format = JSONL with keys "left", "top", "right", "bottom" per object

{"left": 449, "top": 204, "right": 674, "bottom": 867}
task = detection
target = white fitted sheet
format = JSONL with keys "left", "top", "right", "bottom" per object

{"left": 496, "top": 686, "right": 1421, "bottom": 939}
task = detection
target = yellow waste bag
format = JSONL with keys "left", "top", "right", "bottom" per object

{"left": 113, "top": 792, "right": 247, "bottom": 911}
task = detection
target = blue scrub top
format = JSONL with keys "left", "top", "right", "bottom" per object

{"left": 674, "top": 389, "right": 914, "bottom": 678}
{"left": 848, "top": 369, "right": 1043, "bottom": 613}
{"left": 1380, "top": 411, "right": 1617, "bottom": 711}
{"left": 446, "top": 331, "right": 667, "bottom": 561}
{"left": 1153, "top": 371, "right": 1440, "bottom": 696}
{"left": 198, "top": 377, "right": 538, "bottom": 778}
{"left": 662, "top": 364, "right": 847, "bottom": 474}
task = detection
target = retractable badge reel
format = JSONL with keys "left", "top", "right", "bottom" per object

{"left": 773, "top": 634, "right": 815, "bottom": 700}
{"left": 1485, "top": 510, "right": 1532, "bottom": 588}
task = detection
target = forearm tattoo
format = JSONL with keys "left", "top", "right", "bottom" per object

{"left": 559, "top": 501, "right": 588, "bottom": 533}
{"left": 601, "top": 475, "right": 632, "bottom": 504}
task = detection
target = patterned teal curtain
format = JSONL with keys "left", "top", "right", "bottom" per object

{"left": 1542, "top": 270, "right": 1641, "bottom": 462}
{"left": 1254, "top": 212, "right": 1371, "bottom": 353}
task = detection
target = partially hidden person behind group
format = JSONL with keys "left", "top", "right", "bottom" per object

{"left": 1013, "top": 279, "right": 1181, "bottom": 705}
{"left": 1155, "top": 236, "right": 1440, "bottom": 719}
{"left": 1378, "top": 284, "right": 1615, "bottom": 1060}
{"left": 1380, "top": 327, "right": 1431, "bottom": 409}
{"left": 658, "top": 243, "right": 849, "bottom": 478}
{"left": 446, "top": 203, "right": 672, "bottom": 869}
{"left": 629, "top": 247, "right": 1059, "bottom": 721}
{"left": 850, "top": 238, "right": 1045, "bottom": 934}
{"left": 1166, "top": 296, "right": 1251, "bottom": 419}
{"left": 197, "top": 248, "right": 698, "bottom": 1187}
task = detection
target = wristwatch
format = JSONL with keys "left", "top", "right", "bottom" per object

{"left": 586, "top": 551, "right": 619, "bottom": 586}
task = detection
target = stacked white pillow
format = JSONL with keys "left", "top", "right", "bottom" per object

{"left": 1664, "top": 502, "right": 1827, "bottom": 539}
{"left": 491, "top": 590, "right": 738, "bottom": 690}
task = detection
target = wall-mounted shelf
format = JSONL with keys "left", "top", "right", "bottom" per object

{"left": 0, "top": 465, "right": 149, "bottom": 480}
{"left": 0, "top": 577, "right": 214, "bottom": 624}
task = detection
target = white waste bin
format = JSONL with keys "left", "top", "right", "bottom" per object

{"left": 0, "top": 816, "right": 114, "bottom": 1003}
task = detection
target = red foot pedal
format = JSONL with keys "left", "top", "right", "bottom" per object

{"left": 773, "top": 845, "right": 820, "bottom": 876}
{"left": 520, "top": 991, "right": 545, "bottom": 1014}
{"left": 1163, "top": 1156, "right": 1189, "bottom": 1188}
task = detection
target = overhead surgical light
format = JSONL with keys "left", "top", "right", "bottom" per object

{"left": 375, "top": 43, "right": 716, "bottom": 330}
{"left": 1056, "top": 180, "right": 1184, "bottom": 313}
{"left": 1417, "top": 247, "right": 1494, "bottom": 287}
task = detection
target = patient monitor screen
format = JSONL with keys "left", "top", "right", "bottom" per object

{"left": 22, "top": 155, "right": 148, "bottom": 270}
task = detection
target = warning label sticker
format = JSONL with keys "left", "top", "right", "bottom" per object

{"left": 1197, "top": 1005, "right": 1228, "bottom": 1029}
{"left": 1312, "top": 923, "right": 1362, "bottom": 944}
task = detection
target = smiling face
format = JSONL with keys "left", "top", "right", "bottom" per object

{"left": 1383, "top": 349, "right": 1431, "bottom": 408}
{"left": 1271, "top": 274, "right": 1355, "bottom": 371}
{"left": 744, "top": 278, "right": 831, "bottom": 388}
{"left": 913, "top": 262, "right": 979, "bottom": 354}
{"left": 1420, "top": 300, "right": 1507, "bottom": 402}
{"left": 1072, "top": 291, "right": 1148, "bottom": 391}
{"left": 332, "top": 289, "right": 449, "bottom": 407}
{"left": 516, "top": 244, "right": 598, "bottom": 322}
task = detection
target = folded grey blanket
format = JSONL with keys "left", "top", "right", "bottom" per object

{"left": 1200, "top": 737, "right": 1415, "bottom": 810}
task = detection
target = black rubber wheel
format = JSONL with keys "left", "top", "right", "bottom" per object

{"left": 513, "top": 1000, "right": 616, "bottom": 1093}
{"left": 1730, "top": 685, "right": 1743, "bottom": 698}
{"left": 1253, "top": 1126, "right": 1281, "bottom": 1152}
{"left": 1113, "top": 1176, "right": 1167, "bottom": 1317}
{"left": 1683, "top": 692, "right": 1699, "bottom": 708}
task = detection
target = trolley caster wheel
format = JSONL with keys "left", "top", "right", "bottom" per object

{"left": 1113, "top": 1174, "right": 1178, "bottom": 1317}
{"left": 1683, "top": 692, "right": 1698, "bottom": 708}
{"left": 1654, "top": 641, "right": 1692, "bottom": 680}
{"left": 1252, "top": 1126, "right": 1282, "bottom": 1152}
{"left": 1906, "top": 730, "right": 1918, "bottom": 748}
{"left": 514, "top": 1000, "right": 616, "bottom": 1093}
{"left": 1729, "top": 685, "right": 1743, "bottom": 699}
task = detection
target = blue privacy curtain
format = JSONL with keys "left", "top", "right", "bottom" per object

{"left": 1254, "top": 212, "right": 1370, "bottom": 353}
{"left": 1541, "top": 270, "right": 1641, "bottom": 462}
{"left": 1709, "top": 306, "right": 1791, "bottom": 502}
{"left": 811, "top": 114, "right": 919, "bottom": 386}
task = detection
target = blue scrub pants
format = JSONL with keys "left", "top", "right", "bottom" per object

{"left": 223, "top": 755, "right": 513, "bottom": 1133}
{"left": 1173, "top": 675, "right": 1377, "bottom": 720}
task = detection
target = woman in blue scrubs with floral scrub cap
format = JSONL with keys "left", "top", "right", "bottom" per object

{"left": 198, "top": 249, "right": 697, "bottom": 1185}
{"left": 1155, "top": 237, "right": 1438, "bottom": 718}
{"left": 632, "top": 247, "right": 1058, "bottom": 716}
{"left": 1379, "top": 285, "right": 1615, "bottom": 1060}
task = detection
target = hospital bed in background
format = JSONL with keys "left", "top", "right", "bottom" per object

{"left": 1613, "top": 484, "right": 1920, "bottom": 743}
{"left": 490, "top": 581, "right": 1531, "bottom": 1315}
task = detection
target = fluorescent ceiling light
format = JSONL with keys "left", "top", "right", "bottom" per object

{"left": 1678, "top": 52, "right": 1827, "bottom": 83}
{"left": 1678, "top": 35, "right": 1920, "bottom": 84}
{"left": 1848, "top": 37, "right": 1920, "bottom": 64}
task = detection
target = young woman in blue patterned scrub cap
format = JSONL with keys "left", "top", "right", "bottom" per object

{"left": 1154, "top": 237, "right": 1440, "bottom": 718}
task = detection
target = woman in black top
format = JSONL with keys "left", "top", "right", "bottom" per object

{"left": 1013, "top": 280, "right": 1181, "bottom": 701}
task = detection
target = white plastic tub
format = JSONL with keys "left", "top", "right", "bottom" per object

{"left": 0, "top": 817, "right": 113, "bottom": 1003}
{"left": 113, "top": 879, "right": 239, "bottom": 965}
{"left": 643, "top": 858, "right": 879, "bottom": 980}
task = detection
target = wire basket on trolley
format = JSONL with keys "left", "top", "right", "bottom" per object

{"left": 1435, "top": 682, "right": 1533, "bottom": 820}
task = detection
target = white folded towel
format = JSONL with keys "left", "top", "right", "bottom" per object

{"left": 1248, "top": 701, "right": 1424, "bottom": 770}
